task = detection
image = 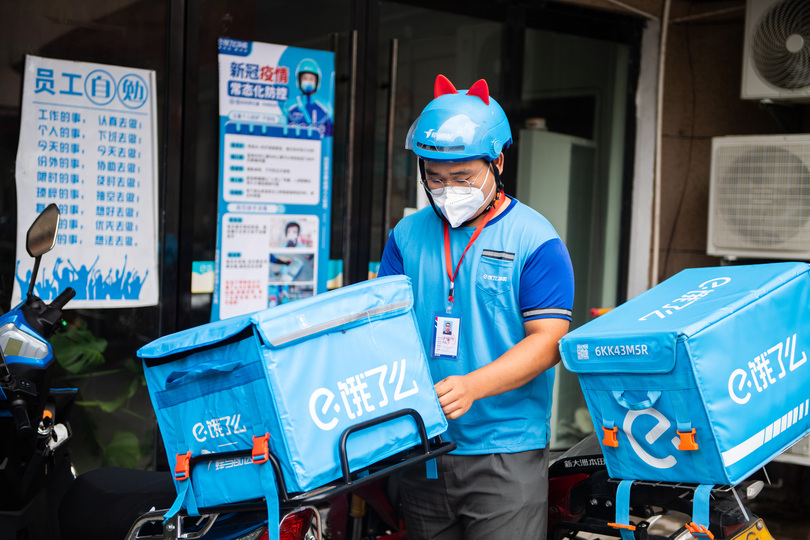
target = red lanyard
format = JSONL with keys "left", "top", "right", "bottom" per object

{"left": 443, "top": 192, "right": 506, "bottom": 305}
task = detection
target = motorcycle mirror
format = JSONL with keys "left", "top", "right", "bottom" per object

{"left": 26, "top": 203, "right": 60, "bottom": 259}
{"left": 25, "top": 203, "right": 60, "bottom": 298}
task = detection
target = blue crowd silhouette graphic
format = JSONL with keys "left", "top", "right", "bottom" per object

{"left": 16, "top": 255, "right": 149, "bottom": 302}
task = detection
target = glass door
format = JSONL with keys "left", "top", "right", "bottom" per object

{"left": 515, "top": 28, "right": 635, "bottom": 450}
{"left": 369, "top": 2, "right": 504, "bottom": 265}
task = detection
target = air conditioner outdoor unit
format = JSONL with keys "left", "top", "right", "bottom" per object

{"left": 707, "top": 134, "right": 810, "bottom": 260}
{"left": 741, "top": 0, "right": 810, "bottom": 101}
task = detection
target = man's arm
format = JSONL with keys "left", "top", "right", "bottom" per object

{"left": 377, "top": 233, "right": 403, "bottom": 276}
{"left": 434, "top": 317, "right": 569, "bottom": 420}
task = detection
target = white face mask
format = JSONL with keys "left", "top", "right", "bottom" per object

{"left": 431, "top": 168, "right": 494, "bottom": 228}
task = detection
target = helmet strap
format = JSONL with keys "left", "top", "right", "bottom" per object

{"left": 475, "top": 184, "right": 501, "bottom": 218}
{"left": 458, "top": 162, "right": 505, "bottom": 226}
{"left": 419, "top": 158, "right": 451, "bottom": 225}
{"left": 491, "top": 162, "right": 504, "bottom": 193}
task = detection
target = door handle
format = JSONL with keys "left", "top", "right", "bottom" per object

{"left": 382, "top": 38, "right": 399, "bottom": 254}
{"left": 342, "top": 29, "right": 359, "bottom": 282}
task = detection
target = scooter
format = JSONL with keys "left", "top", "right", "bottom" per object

{"left": 0, "top": 203, "right": 77, "bottom": 539}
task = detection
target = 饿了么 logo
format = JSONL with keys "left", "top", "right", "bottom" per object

{"left": 728, "top": 332, "right": 808, "bottom": 405}
{"left": 623, "top": 407, "right": 679, "bottom": 469}
{"left": 309, "top": 358, "right": 419, "bottom": 431}
{"left": 192, "top": 414, "right": 247, "bottom": 443}
{"left": 639, "top": 277, "right": 731, "bottom": 321}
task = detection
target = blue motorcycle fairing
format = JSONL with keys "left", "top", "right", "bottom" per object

{"left": 0, "top": 310, "right": 54, "bottom": 369}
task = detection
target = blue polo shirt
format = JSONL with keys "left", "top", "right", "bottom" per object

{"left": 378, "top": 198, "right": 574, "bottom": 454}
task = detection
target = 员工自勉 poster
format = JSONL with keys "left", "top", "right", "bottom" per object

{"left": 13, "top": 55, "right": 159, "bottom": 309}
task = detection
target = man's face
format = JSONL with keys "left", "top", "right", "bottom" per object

{"left": 445, "top": 322, "right": 451, "bottom": 332}
{"left": 423, "top": 158, "right": 495, "bottom": 216}
{"left": 423, "top": 159, "right": 491, "bottom": 190}
{"left": 286, "top": 225, "right": 300, "bottom": 243}
{"left": 300, "top": 73, "right": 317, "bottom": 93}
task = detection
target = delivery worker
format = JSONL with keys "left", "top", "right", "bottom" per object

{"left": 286, "top": 58, "right": 332, "bottom": 136}
{"left": 378, "top": 74, "right": 575, "bottom": 540}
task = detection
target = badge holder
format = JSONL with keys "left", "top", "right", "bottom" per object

{"left": 432, "top": 289, "right": 461, "bottom": 358}
{"left": 432, "top": 311, "right": 461, "bottom": 359}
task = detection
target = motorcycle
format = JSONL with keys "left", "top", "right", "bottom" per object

{"left": 0, "top": 203, "right": 77, "bottom": 539}
{"left": 1, "top": 203, "right": 453, "bottom": 540}
{"left": 546, "top": 432, "right": 774, "bottom": 539}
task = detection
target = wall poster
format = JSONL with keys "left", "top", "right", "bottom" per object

{"left": 13, "top": 55, "right": 159, "bottom": 309}
{"left": 213, "top": 39, "right": 334, "bottom": 321}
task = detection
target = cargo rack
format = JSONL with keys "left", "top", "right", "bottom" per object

{"left": 126, "top": 408, "right": 455, "bottom": 540}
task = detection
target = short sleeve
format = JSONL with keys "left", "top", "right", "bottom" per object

{"left": 519, "top": 238, "right": 575, "bottom": 321}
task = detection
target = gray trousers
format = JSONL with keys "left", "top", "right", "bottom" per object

{"left": 395, "top": 448, "right": 549, "bottom": 540}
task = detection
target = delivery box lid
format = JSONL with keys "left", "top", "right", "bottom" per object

{"left": 138, "top": 275, "right": 414, "bottom": 360}
{"left": 560, "top": 262, "right": 810, "bottom": 374}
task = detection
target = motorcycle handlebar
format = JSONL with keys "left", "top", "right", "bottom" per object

{"left": 50, "top": 287, "right": 76, "bottom": 311}
{"left": 10, "top": 398, "right": 33, "bottom": 439}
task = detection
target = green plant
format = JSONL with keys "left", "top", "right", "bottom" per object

{"left": 51, "top": 317, "right": 153, "bottom": 470}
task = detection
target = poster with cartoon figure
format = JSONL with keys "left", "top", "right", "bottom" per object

{"left": 13, "top": 55, "right": 159, "bottom": 309}
{"left": 213, "top": 39, "right": 334, "bottom": 321}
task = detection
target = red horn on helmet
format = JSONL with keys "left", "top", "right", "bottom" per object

{"left": 434, "top": 74, "right": 458, "bottom": 98}
{"left": 466, "top": 79, "right": 490, "bottom": 105}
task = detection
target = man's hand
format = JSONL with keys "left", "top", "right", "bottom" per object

{"left": 433, "top": 318, "right": 570, "bottom": 421}
{"left": 435, "top": 375, "right": 476, "bottom": 420}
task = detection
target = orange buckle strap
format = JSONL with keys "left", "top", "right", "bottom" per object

{"left": 252, "top": 433, "right": 270, "bottom": 464}
{"left": 608, "top": 522, "right": 636, "bottom": 532}
{"left": 686, "top": 522, "right": 714, "bottom": 539}
{"left": 175, "top": 451, "right": 192, "bottom": 481}
{"left": 602, "top": 426, "right": 619, "bottom": 448}
{"left": 678, "top": 428, "right": 699, "bottom": 451}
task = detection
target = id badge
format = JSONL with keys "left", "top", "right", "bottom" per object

{"left": 432, "top": 312, "right": 461, "bottom": 358}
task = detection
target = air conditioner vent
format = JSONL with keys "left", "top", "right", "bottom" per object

{"left": 708, "top": 134, "right": 810, "bottom": 259}
{"left": 751, "top": 0, "right": 810, "bottom": 90}
{"left": 743, "top": 0, "right": 810, "bottom": 100}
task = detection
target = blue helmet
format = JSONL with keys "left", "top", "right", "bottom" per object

{"left": 295, "top": 58, "right": 321, "bottom": 94}
{"left": 405, "top": 75, "right": 512, "bottom": 162}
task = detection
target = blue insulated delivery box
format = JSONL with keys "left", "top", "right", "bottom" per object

{"left": 559, "top": 262, "right": 810, "bottom": 486}
{"left": 139, "top": 275, "right": 447, "bottom": 512}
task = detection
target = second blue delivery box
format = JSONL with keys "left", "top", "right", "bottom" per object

{"left": 559, "top": 262, "right": 810, "bottom": 486}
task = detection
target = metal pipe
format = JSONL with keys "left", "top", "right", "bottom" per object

{"left": 604, "top": 0, "right": 660, "bottom": 21}
{"left": 651, "top": 0, "right": 671, "bottom": 286}
{"left": 343, "top": 30, "right": 359, "bottom": 282}
{"left": 382, "top": 38, "right": 399, "bottom": 254}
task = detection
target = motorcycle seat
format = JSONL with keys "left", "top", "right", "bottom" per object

{"left": 58, "top": 466, "right": 176, "bottom": 540}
